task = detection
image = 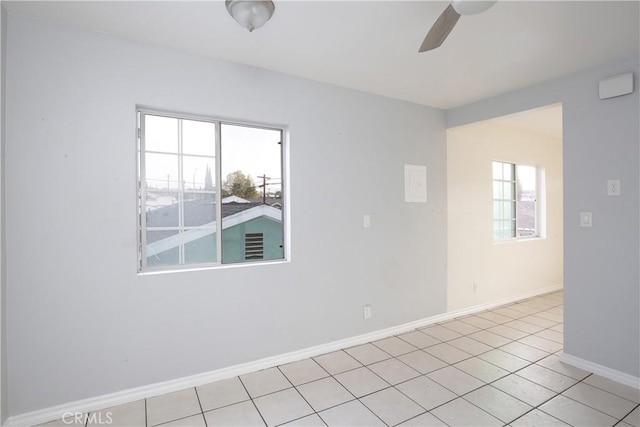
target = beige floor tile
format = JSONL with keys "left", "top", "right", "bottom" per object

{"left": 431, "top": 398, "right": 502, "bottom": 427}
{"left": 360, "top": 387, "right": 425, "bottom": 426}
{"left": 427, "top": 366, "right": 484, "bottom": 395}
{"left": 583, "top": 375, "right": 640, "bottom": 403}
{"left": 468, "top": 330, "right": 512, "bottom": 347}
{"left": 147, "top": 388, "right": 201, "bottom": 426}
{"left": 396, "top": 331, "right": 440, "bottom": 349}
{"left": 535, "top": 354, "right": 590, "bottom": 380}
{"left": 475, "top": 311, "right": 513, "bottom": 324}
{"left": 478, "top": 348, "right": 530, "bottom": 372}
{"left": 240, "top": 367, "right": 292, "bottom": 398}
{"left": 487, "top": 324, "right": 529, "bottom": 340}
{"left": 367, "top": 357, "right": 421, "bottom": 385}
{"left": 504, "top": 319, "right": 545, "bottom": 334}
{"left": 492, "top": 374, "right": 556, "bottom": 406}
{"left": 424, "top": 343, "right": 472, "bottom": 364}
{"left": 563, "top": 382, "right": 638, "bottom": 419}
{"left": 318, "top": 400, "right": 385, "bottom": 427}
{"left": 454, "top": 357, "right": 509, "bottom": 383}
{"left": 539, "top": 395, "right": 617, "bottom": 427}
{"left": 511, "top": 409, "right": 569, "bottom": 426}
{"left": 438, "top": 320, "right": 480, "bottom": 335}
{"left": 458, "top": 315, "right": 498, "bottom": 329}
{"left": 534, "top": 329, "right": 564, "bottom": 344}
{"left": 419, "top": 325, "right": 462, "bottom": 341}
{"left": 372, "top": 336, "right": 418, "bottom": 356}
{"left": 279, "top": 358, "right": 329, "bottom": 386}
{"left": 464, "top": 385, "right": 532, "bottom": 423}
{"left": 313, "top": 351, "right": 362, "bottom": 375}
{"left": 520, "top": 315, "right": 558, "bottom": 329}
{"left": 398, "top": 412, "right": 448, "bottom": 426}
{"left": 159, "top": 414, "right": 206, "bottom": 427}
{"left": 397, "top": 350, "right": 448, "bottom": 374}
{"left": 253, "top": 388, "right": 313, "bottom": 426}
{"left": 518, "top": 335, "right": 563, "bottom": 353}
{"left": 447, "top": 336, "right": 493, "bottom": 356}
{"left": 296, "top": 377, "right": 353, "bottom": 412}
{"left": 500, "top": 341, "right": 549, "bottom": 362}
{"left": 87, "top": 400, "right": 145, "bottom": 427}
{"left": 395, "top": 376, "right": 457, "bottom": 411}
{"left": 516, "top": 364, "right": 578, "bottom": 393}
{"left": 204, "top": 400, "right": 265, "bottom": 427}
{"left": 197, "top": 377, "right": 250, "bottom": 412}
{"left": 345, "top": 343, "right": 391, "bottom": 365}
{"left": 281, "top": 413, "right": 327, "bottom": 426}
{"left": 623, "top": 406, "right": 640, "bottom": 427}
{"left": 334, "top": 367, "right": 389, "bottom": 398}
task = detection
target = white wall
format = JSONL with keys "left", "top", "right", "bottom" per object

{"left": 447, "top": 56, "right": 640, "bottom": 379}
{"left": 447, "top": 122, "right": 563, "bottom": 311}
{"left": 0, "top": 5, "right": 8, "bottom": 425}
{"left": 4, "top": 15, "right": 448, "bottom": 415}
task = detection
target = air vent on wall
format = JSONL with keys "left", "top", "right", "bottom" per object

{"left": 599, "top": 73, "right": 634, "bottom": 100}
{"left": 245, "top": 233, "right": 264, "bottom": 260}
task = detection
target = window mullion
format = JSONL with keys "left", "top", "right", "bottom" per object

{"left": 178, "top": 119, "right": 185, "bottom": 265}
{"left": 139, "top": 114, "right": 148, "bottom": 271}
{"left": 215, "top": 121, "right": 222, "bottom": 264}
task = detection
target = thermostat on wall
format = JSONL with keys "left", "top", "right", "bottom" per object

{"left": 599, "top": 72, "right": 634, "bottom": 100}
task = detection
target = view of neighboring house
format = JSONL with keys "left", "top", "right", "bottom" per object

{"left": 145, "top": 196, "right": 283, "bottom": 266}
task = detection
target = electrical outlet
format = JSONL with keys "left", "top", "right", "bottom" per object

{"left": 363, "top": 305, "right": 372, "bottom": 319}
{"left": 473, "top": 283, "right": 477, "bottom": 293}
{"left": 607, "top": 180, "right": 621, "bottom": 196}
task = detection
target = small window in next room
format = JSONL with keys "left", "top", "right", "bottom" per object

{"left": 492, "top": 161, "right": 542, "bottom": 240}
{"left": 137, "top": 110, "right": 286, "bottom": 272}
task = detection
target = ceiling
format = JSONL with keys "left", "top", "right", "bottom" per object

{"left": 3, "top": 1, "right": 639, "bottom": 110}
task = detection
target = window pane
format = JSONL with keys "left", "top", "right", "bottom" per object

{"left": 146, "top": 229, "right": 180, "bottom": 267}
{"left": 146, "top": 199, "right": 179, "bottom": 228}
{"left": 503, "top": 163, "right": 514, "bottom": 180}
{"left": 503, "top": 182, "right": 514, "bottom": 200}
{"left": 183, "top": 156, "right": 215, "bottom": 191}
{"left": 517, "top": 165, "right": 537, "bottom": 237}
{"left": 145, "top": 115, "right": 178, "bottom": 153}
{"left": 492, "top": 161, "right": 502, "bottom": 179}
{"left": 184, "top": 193, "right": 216, "bottom": 227}
{"left": 184, "top": 228, "right": 216, "bottom": 264}
{"left": 145, "top": 153, "right": 179, "bottom": 191}
{"left": 183, "top": 119, "right": 216, "bottom": 156}
{"left": 493, "top": 181, "right": 502, "bottom": 199}
{"left": 502, "top": 201, "right": 514, "bottom": 219}
{"left": 221, "top": 124, "right": 283, "bottom": 264}
{"left": 493, "top": 201, "right": 502, "bottom": 219}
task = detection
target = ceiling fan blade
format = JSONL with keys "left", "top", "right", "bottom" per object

{"left": 419, "top": 4, "right": 461, "bottom": 53}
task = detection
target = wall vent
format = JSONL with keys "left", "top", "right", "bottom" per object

{"left": 245, "top": 233, "right": 264, "bottom": 260}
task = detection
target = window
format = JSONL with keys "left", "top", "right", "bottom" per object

{"left": 137, "top": 110, "right": 285, "bottom": 271}
{"left": 492, "top": 161, "right": 540, "bottom": 240}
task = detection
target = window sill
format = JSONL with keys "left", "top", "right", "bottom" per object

{"left": 137, "top": 259, "right": 290, "bottom": 276}
{"left": 493, "top": 236, "right": 544, "bottom": 244}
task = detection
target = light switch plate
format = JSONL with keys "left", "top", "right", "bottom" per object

{"left": 363, "top": 214, "right": 371, "bottom": 228}
{"left": 580, "top": 212, "right": 593, "bottom": 227}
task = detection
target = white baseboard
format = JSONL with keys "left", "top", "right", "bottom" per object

{"left": 560, "top": 352, "right": 640, "bottom": 390}
{"left": 6, "top": 285, "right": 563, "bottom": 427}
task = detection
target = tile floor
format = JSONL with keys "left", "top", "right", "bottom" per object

{"left": 38, "top": 291, "right": 640, "bottom": 427}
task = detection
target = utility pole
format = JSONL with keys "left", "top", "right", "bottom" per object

{"left": 257, "top": 174, "right": 270, "bottom": 204}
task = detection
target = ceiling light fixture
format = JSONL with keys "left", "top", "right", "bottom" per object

{"left": 225, "top": 0, "right": 275, "bottom": 32}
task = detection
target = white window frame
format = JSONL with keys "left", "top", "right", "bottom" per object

{"left": 136, "top": 107, "right": 288, "bottom": 273}
{"left": 492, "top": 160, "right": 543, "bottom": 241}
